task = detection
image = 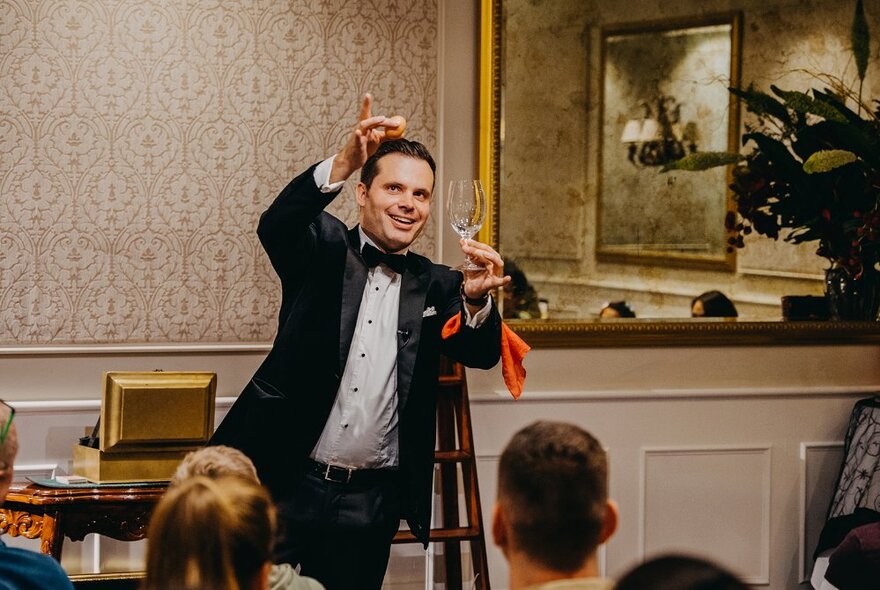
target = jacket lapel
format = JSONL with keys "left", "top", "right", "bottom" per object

{"left": 339, "top": 227, "right": 367, "bottom": 373}
{"left": 396, "top": 259, "right": 430, "bottom": 413}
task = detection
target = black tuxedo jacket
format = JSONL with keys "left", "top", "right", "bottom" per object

{"left": 211, "top": 163, "right": 502, "bottom": 544}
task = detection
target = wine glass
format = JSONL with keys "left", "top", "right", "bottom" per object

{"left": 446, "top": 179, "right": 486, "bottom": 271}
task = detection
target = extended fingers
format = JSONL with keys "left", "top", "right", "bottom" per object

{"left": 357, "top": 115, "right": 389, "bottom": 134}
{"left": 460, "top": 240, "right": 505, "bottom": 274}
{"left": 358, "top": 93, "right": 373, "bottom": 121}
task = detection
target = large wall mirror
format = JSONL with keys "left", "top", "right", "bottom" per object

{"left": 478, "top": 0, "right": 880, "bottom": 347}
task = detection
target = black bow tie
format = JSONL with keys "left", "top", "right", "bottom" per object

{"left": 362, "top": 243, "right": 408, "bottom": 274}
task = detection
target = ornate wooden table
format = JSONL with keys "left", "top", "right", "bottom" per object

{"left": 0, "top": 483, "right": 167, "bottom": 560}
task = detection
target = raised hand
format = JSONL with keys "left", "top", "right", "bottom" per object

{"left": 330, "top": 94, "right": 391, "bottom": 183}
{"left": 459, "top": 239, "right": 511, "bottom": 305}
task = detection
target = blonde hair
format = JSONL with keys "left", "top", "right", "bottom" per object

{"left": 170, "top": 445, "right": 259, "bottom": 487}
{"left": 144, "top": 475, "right": 275, "bottom": 590}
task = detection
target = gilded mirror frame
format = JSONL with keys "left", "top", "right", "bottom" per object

{"left": 478, "top": 0, "right": 880, "bottom": 348}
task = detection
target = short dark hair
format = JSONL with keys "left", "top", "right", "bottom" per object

{"left": 601, "top": 300, "right": 636, "bottom": 318}
{"left": 360, "top": 139, "right": 436, "bottom": 189}
{"left": 692, "top": 290, "right": 738, "bottom": 318}
{"left": 615, "top": 554, "right": 748, "bottom": 590}
{"left": 498, "top": 421, "right": 608, "bottom": 572}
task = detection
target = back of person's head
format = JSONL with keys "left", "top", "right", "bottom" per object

{"left": 0, "top": 402, "right": 17, "bottom": 499}
{"left": 616, "top": 554, "right": 748, "bottom": 590}
{"left": 144, "top": 475, "right": 275, "bottom": 590}
{"left": 691, "top": 290, "right": 738, "bottom": 318}
{"left": 171, "top": 445, "right": 259, "bottom": 487}
{"left": 600, "top": 301, "right": 636, "bottom": 318}
{"left": 504, "top": 260, "right": 530, "bottom": 296}
{"left": 360, "top": 138, "right": 436, "bottom": 189}
{"left": 493, "top": 421, "right": 616, "bottom": 575}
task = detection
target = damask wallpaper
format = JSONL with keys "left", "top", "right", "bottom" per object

{"left": 0, "top": 0, "right": 438, "bottom": 344}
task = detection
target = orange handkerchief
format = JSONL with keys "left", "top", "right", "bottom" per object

{"left": 442, "top": 313, "right": 529, "bottom": 399}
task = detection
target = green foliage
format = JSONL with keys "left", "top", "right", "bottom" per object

{"left": 852, "top": 0, "right": 870, "bottom": 82}
{"left": 660, "top": 152, "right": 743, "bottom": 172}
{"left": 664, "top": 0, "right": 879, "bottom": 271}
{"left": 803, "top": 150, "right": 858, "bottom": 174}
{"left": 770, "top": 86, "right": 848, "bottom": 123}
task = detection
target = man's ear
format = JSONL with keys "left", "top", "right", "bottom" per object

{"left": 598, "top": 499, "right": 618, "bottom": 545}
{"left": 491, "top": 502, "right": 509, "bottom": 555}
{"left": 356, "top": 182, "right": 367, "bottom": 207}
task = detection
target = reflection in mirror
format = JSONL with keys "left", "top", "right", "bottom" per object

{"left": 481, "top": 0, "right": 880, "bottom": 346}
{"left": 598, "top": 17, "right": 739, "bottom": 269}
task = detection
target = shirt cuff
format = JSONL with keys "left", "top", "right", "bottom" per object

{"left": 313, "top": 155, "right": 346, "bottom": 193}
{"left": 464, "top": 297, "right": 493, "bottom": 328}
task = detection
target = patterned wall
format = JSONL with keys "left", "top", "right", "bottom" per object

{"left": 0, "top": 0, "right": 438, "bottom": 344}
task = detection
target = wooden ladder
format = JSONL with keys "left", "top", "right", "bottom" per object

{"left": 392, "top": 358, "right": 491, "bottom": 589}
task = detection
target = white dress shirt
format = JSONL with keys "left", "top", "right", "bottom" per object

{"left": 309, "top": 156, "right": 491, "bottom": 469}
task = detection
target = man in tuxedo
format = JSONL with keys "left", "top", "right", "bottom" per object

{"left": 211, "top": 94, "right": 508, "bottom": 590}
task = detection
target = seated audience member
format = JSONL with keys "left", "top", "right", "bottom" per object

{"left": 492, "top": 421, "right": 618, "bottom": 590}
{"left": 615, "top": 554, "right": 748, "bottom": 590}
{"left": 691, "top": 290, "right": 738, "bottom": 318}
{"left": 144, "top": 475, "right": 275, "bottom": 590}
{"left": 503, "top": 260, "right": 542, "bottom": 319}
{"left": 599, "top": 301, "right": 636, "bottom": 319}
{"left": 0, "top": 401, "right": 75, "bottom": 590}
{"left": 170, "top": 446, "right": 324, "bottom": 590}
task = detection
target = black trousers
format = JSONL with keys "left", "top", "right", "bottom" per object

{"left": 276, "top": 467, "right": 402, "bottom": 590}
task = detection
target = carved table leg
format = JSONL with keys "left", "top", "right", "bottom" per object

{"left": 40, "top": 510, "right": 64, "bottom": 561}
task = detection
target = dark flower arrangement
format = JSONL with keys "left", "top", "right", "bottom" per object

{"left": 664, "top": 0, "right": 879, "bottom": 280}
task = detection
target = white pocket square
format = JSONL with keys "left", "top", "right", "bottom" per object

{"left": 422, "top": 306, "right": 437, "bottom": 317}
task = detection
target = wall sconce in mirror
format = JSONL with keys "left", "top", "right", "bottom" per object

{"left": 620, "top": 95, "right": 698, "bottom": 167}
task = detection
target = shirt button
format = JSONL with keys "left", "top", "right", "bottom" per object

{"left": 353, "top": 387, "right": 358, "bottom": 392}
{"left": 375, "top": 286, "right": 379, "bottom": 291}
{"left": 360, "top": 353, "right": 365, "bottom": 358}
{"left": 343, "top": 423, "right": 348, "bottom": 428}
{"left": 368, "top": 320, "right": 372, "bottom": 324}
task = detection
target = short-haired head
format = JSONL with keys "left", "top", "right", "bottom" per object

{"left": 616, "top": 554, "right": 748, "bottom": 590}
{"left": 360, "top": 139, "right": 436, "bottom": 190}
{"left": 496, "top": 421, "right": 609, "bottom": 573}
{"left": 144, "top": 475, "right": 275, "bottom": 590}
{"left": 170, "top": 445, "right": 259, "bottom": 487}
{"left": 600, "top": 301, "right": 636, "bottom": 319}
{"left": 691, "top": 290, "right": 738, "bottom": 318}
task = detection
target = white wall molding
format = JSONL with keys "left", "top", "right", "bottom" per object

{"left": 13, "top": 463, "right": 58, "bottom": 482}
{"left": 799, "top": 442, "right": 845, "bottom": 583}
{"left": 470, "top": 385, "right": 879, "bottom": 403}
{"left": 639, "top": 445, "right": 772, "bottom": 585}
{"left": 0, "top": 343, "right": 272, "bottom": 356}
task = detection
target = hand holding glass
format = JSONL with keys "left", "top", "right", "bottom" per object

{"left": 446, "top": 179, "right": 486, "bottom": 271}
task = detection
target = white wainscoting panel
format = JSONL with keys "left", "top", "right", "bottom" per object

{"left": 800, "top": 442, "right": 844, "bottom": 583}
{"left": 640, "top": 446, "right": 772, "bottom": 584}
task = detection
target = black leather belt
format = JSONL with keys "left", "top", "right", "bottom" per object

{"left": 305, "top": 459, "right": 396, "bottom": 485}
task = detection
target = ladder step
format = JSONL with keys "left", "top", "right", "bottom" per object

{"left": 434, "top": 450, "right": 471, "bottom": 463}
{"left": 438, "top": 374, "right": 463, "bottom": 385}
{"left": 391, "top": 526, "right": 482, "bottom": 544}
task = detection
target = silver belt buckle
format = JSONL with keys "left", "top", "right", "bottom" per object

{"left": 323, "top": 463, "right": 353, "bottom": 484}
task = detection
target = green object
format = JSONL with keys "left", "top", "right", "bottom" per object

{"left": 27, "top": 476, "right": 166, "bottom": 489}
{"left": 660, "top": 151, "right": 743, "bottom": 172}
{"left": 803, "top": 150, "right": 858, "bottom": 174}
{"left": 0, "top": 400, "right": 13, "bottom": 446}
{"left": 852, "top": 0, "right": 870, "bottom": 82}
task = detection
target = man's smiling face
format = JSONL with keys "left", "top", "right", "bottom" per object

{"left": 357, "top": 153, "right": 433, "bottom": 254}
